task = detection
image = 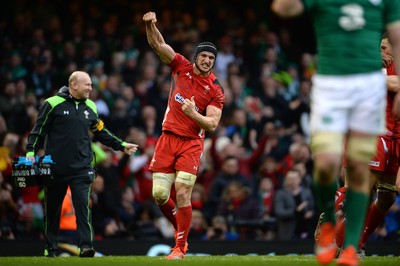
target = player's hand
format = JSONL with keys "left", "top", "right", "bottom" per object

{"left": 181, "top": 96, "right": 196, "bottom": 116}
{"left": 381, "top": 51, "right": 393, "bottom": 68}
{"left": 124, "top": 143, "right": 139, "bottom": 156}
{"left": 143, "top": 12, "right": 157, "bottom": 24}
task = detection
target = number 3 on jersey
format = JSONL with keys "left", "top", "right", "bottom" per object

{"left": 339, "top": 4, "right": 366, "bottom": 31}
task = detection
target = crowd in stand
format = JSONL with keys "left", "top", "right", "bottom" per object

{"left": 1, "top": 0, "right": 399, "bottom": 243}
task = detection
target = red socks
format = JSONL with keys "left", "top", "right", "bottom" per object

{"left": 359, "top": 203, "right": 385, "bottom": 247}
{"left": 159, "top": 198, "right": 178, "bottom": 230}
{"left": 176, "top": 205, "right": 192, "bottom": 251}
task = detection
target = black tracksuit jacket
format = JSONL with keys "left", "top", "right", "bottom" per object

{"left": 26, "top": 86, "right": 126, "bottom": 177}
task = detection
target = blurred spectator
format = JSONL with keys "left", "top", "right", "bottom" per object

{"left": 292, "top": 161, "right": 313, "bottom": 189}
{"left": 382, "top": 195, "right": 400, "bottom": 240}
{"left": 102, "top": 96, "right": 131, "bottom": 138}
{"left": 79, "top": 41, "right": 101, "bottom": 72}
{"left": 0, "top": 181, "right": 18, "bottom": 240}
{"left": 215, "top": 181, "right": 259, "bottom": 239}
{"left": 26, "top": 55, "right": 54, "bottom": 102}
{"left": 225, "top": 108, "right": 249, "bottom": 143}
{"left": 258, "top": 77, "right": 289, "bottom": 125}
{"left": 0, "top": 116, "right": 7, "bottom": 136}
{"left": 128, "top": 129, "right": 157, "bottom": 203}
{"left": 133, "top": 105, "right": 161, "bottom": 137}
{"left": 148, "top": 79, "right": 169, "bottom": 127}
{"left": 0, "top": 141, "right": 12, "bottom": 181}
{"left": 196, "top": 138, "right": 216, "bottom": 194}
{"left": 0, "top": 82, "right": 20, "bottom": 128}
{"left": 134, "top": 202, "right": 165, "bottom": 240}
{"left": 90, "top": 60, "right": 108, "bottom": 91}
{"left": 215, "top": 36, "right": 236, "bottom": 82}
{"left": 204, "top": 215, "right": 239, "bottom": 241}
{"left": 115, "top": 186, "right": 140, "bottom": 238}
{"left": 299, "top": 52, "right": 316, "bottom": 80}
{"left": 256, "top": 192, "right": 277, "bottom": 241}
{"left": 258, "top": 177, "right": 275, "bottom": 220}
{"left": 220, "top": 86, "right": 239, "bottom": 126}
{"left": 90, "top": 87, "right": 110, "bottom": 118}
{"left": 119, "top": 33, "right": 140, "bottom": 84}
{"left": 90, "top": 175, "right": 117, "bottom": 239}
{"left": 273, "top": 169, "right": 315, "bottom": 240}
{"left": 257, "top": 156, "right": 281, "bottom": 188}
{"left": 96, "top": 148, "right": 130, "bottom": 217}
{"left": 210, "top": 125, "right": 269, "bottom": 180}
{"left": 206, "top": 156, "right": 252, "bottom": 220}
{"left": 1, "top": 50, "right": 28, "bottom": 82}
{"left": 121, "top": 84, "right": 141, "bottom": 123}
{"left": 0, "top": 133, "right": 20, "bottom": 182}
{"left": 189, "top": 209, "right": 208, "bottom": 240}
{"left": 102, "top": 73, "right": 122, "bottom": 111}
{"left": 2, "top": 80, "right": 37, "bottom": 135}
{"left": 191, "top": 183, "right": 207, "bottom": 212}
{"left": 227, "top": 75, "right": 247, "bottom": 108}
{"left": 91, "top": 173, "right": 131, "bottom": 239}
{"left": 276, "top": 141, "right": 312, "bottom": 178}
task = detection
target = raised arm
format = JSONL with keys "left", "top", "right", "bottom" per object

{"left": 271, "top": 0, "right": 305, "bottom": 18}
{"left": 143, "top": 11, "right": 176, "bottom": 64}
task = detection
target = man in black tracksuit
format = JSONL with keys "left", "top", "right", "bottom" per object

{"left": 26, "top": 71, "right": 138, "bottom": 257}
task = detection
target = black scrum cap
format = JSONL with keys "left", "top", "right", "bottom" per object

{"left": 194, "top": 42, "right": 218, "bottom": 60}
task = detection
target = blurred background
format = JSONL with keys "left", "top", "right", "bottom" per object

{"left": 0, "top": 0, "right": 399, "bottom": 256}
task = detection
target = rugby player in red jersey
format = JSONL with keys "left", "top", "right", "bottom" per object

{"left": 143, "top": 11, "right": 224, "bottom": 260}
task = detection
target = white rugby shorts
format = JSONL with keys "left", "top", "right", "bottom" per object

{"left": 310, "top": 71, "right": 386, "bottom": 135}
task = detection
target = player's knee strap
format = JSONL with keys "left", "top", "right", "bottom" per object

{"left": 152, "top": 172, "right": 175, "bottom": 205}
{"left": 310, "top": 132, "right": 344, "bottom": 155}
{"left": 176, "top": 171, "right": 197, "bottom": 186}
{"left": 377, "top": 180, "right": 397, "bottom": 193}
{"left": 346, "top": 136, "right": 377, "bottom": 162}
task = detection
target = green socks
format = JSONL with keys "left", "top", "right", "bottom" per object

{"left": 343, "top": 188, "right": 369, "bottom": 248}
{"left": 314, "top": 181, "right": 338, "bottom": 225}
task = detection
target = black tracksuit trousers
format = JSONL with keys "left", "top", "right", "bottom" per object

{"left": 44, "top": 174, "right": 94, "bottom": 253}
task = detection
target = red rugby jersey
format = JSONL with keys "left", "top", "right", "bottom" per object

{"left": 161, "top": 53, "right": 224, "bottom": 139}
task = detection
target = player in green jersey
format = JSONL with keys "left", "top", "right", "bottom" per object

{"left": 272, "top": 1, "right": 400, "bottom": 265}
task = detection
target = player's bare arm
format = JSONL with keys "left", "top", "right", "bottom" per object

{"left": 143, "top": 11, "right": 175, "bottom": 64}
{"left": 271, "top": 0, "right": 304, "bottom": 18}
{"left": 387, "top": 75, "right": 400, "bottom": 92}
{"left": 182, "top": 96, "right": 222, "bottom": 132}
{"left": 387, "top": 22, "right": 400, "bottom": 115}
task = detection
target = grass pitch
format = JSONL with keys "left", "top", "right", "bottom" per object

{"left": 1, "top": 255, "right": 399, "bottom": 266}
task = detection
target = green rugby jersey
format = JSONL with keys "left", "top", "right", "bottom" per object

{"left": 303, "top": 0, "right": 400, "bottom": 75}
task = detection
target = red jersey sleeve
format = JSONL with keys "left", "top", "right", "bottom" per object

{"left": 387, "top": 63, "right": 396, "bottom": 76}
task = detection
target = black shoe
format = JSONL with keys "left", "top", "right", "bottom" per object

{"left": 79, "top": 247, "right": 96, "bottom": 257}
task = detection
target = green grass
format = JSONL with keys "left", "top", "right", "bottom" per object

{"left": 1, "top": 255, "right": 399, "bottom": 266}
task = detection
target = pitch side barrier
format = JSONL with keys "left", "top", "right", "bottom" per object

{"left": 1, "top": 239, "right": 399, "bottom": 257}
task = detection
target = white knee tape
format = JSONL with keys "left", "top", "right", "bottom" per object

{"left": 175, "top": 171, "right": 197, "bottom": 186}
{"left": 152, "top": 172, "right": 175, "bottom": 205}
{"left": 347, "top": 136, "right": 377, "bottom": 163}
